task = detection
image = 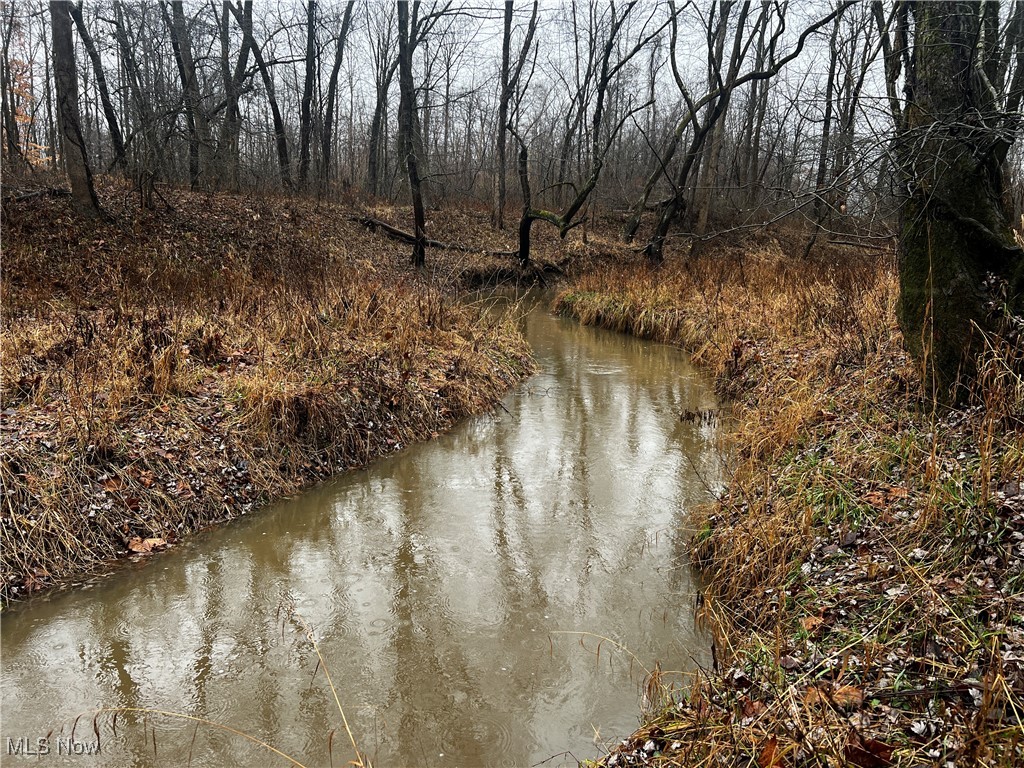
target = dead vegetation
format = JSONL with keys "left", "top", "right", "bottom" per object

{"left": 555, "top": 235, "right": 1024, "bottom": 766}
{"left": 0, "top": 179, "right": 539, "bottom": 602}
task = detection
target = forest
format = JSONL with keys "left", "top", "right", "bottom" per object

{"left": 2, "top": 1, "right": 1023, "bottom": 767}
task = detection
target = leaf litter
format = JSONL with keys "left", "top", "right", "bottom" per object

{"left": 559, "top": 246, "right": 1023, "bottom": 766}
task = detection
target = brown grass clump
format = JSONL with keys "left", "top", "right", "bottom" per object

{"left": 1, "top": 179, "right": 534, "bottom": 602}
{"left": 557, "top": 238, "right": 1024, "bottom": 766}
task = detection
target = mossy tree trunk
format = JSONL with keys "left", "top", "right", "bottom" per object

{"left": 897, "top": 1, "right": 1023, "bottom": 402}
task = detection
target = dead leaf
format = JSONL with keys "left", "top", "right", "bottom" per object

{"left": 845, "top": 736, "right": 894, "bottom": 767}
{"left": 804, "top": 687, "right": 826, "bottom": 707}
{"left": 24, "top": 574, "right": 44, "bottom": 593}
{"left": 102, "top": 477, "right": 123, "bottom": 492}
{"left": 864, "top": 490, "right": 886, "bottom": 508}
{"left": 804, "top": 685, "right": 862, "bottom": 709}
{"left": 127, "top": 537, "right": 166, "bottom": 554}
{"left": 757, "top": 736, "right": 782, "bottom": 767}
{"left": 800, "top": 616, "right": 824, "bottom": 633}
{"left": 833, "top": 685, "right": 864, "bottom": 710}
{"left": 741, "top": 697, "right": 767, "bottom": 719}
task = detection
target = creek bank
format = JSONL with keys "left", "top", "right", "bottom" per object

{"left": 555, "top": 239, "right": 1024, "bottom": 767}
{"left": 1, "top": 181, "right": 540, "bottom": 603}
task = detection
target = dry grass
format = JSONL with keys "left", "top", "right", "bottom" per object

{"left": 1, "top": 179, "right": 534, "bottom": 602}
{"left": 556, "top": 237, "right": 1024, "bottom": 766}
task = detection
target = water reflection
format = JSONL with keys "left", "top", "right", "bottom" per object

{"left": 2, "top": 297, "right": 725, "bottom": 767}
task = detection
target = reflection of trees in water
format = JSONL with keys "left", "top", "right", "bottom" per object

{"left": 2, "top": 304, "right": 726, "bottom": 766}
{"left": 384, "top": 450, "right": 493, "bottom": 767}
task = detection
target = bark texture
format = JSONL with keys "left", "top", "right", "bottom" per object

{"left": 50, "top": 0, "right": 101, "bottom": 216}
{"left": 897, "top": 1, "right": 1023, "bottom": 401}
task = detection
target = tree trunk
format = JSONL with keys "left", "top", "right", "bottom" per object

{"left": 112, "top": 2, "right": 161, "bottom": 203}
{"left": 645, "top": 113, "right": 720, "bottom": 263}
{"left": 367, "top": 61, "right": 397, "bottom": 196}
{"left": 645, "top": 2, "right": 850, "bottom": 263}
{"left": 693, "top": 2, "right": 734, "bottom": 237}
{"left": 44, "top": 38, "right": 57, "bottom": 170}
{"left": 493, "top": 0, "right": 513, "bottom": 229}
{"left": 69, "top": 2, "right": 126, "bottom": 171}
{"left": 515, "top": 139, "right": 533, "bottom": 267}
{"left": 50, "top": 0, "right": 101, "bottom": 217}
{"left": 165, "top": 0, "right": 213, "bottom": 189}
{"left": 230, "top": 1, "right": 291, "bottom": 190}
{"left": 812, "top": 14, "right": 840, "bottom": 223}
{"left": 320, "top": 1, "right": 354, "bottom": 192}
{"left": 397, "top": 0, "right": 426, "bottom": 267}
{"left": 213, "top": 1, "right": 250, "bottom": 192}
{"left": 1, "top": 3, "right": 24, "bottom": 166}
{"left": 897, "top": 1, "right": 1023, "bottom": 401}
{"left": 622, "top": 119, "right": 685, "bottom": 243}
{"left": 297, "top": 0, "right": 316, "bottom": 191}
{"left": 737, "top": 18, "right": 767, "bottom": 206}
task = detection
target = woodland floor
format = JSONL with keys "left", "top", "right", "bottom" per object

{"left": 555, "top": 238, "right": 1024, "bottom": 767}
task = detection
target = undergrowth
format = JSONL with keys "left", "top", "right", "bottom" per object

{"left": 556, "top": 237, "right": 1024, "bottom": 766}
{"left": 0, "top": 179, "right": 535, "bottom": 602}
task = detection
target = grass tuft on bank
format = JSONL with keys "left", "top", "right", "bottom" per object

{"left": 555, "top": 238, "right": 1024, "bottom": 766}
{"left": 1, "top": 180, "right": 534, "bottom": 603}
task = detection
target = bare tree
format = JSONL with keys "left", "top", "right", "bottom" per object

{"left": 230, "top": 0, "right": 291, "bottom": 190}
{"left": 297, "top": 0, "right": 316, "bottom": 190}
{"left": 396, "top": 1, "right": 454, "bottom": 266}
{"left": 397, "top": 0, "right": 428, "bottom": 266}
{"left": 366, "top": 5, "right": 398, "bottom": 196}
{"left": 163, "top": 0, "right": 213, "bottom": 188}
{"left": 50, "top": 0, "right": 100, "bottom": 216}
{"left": 68, "top": 3, "right": 125, "bottom": 171}
{"left": 644, "top": 1, "right": 853, "bottom": 263}
{"left": 212, "top": 0, "right": 252, "bottom": 191}
{"left": 492, "top": 0, "right": 538, "bottom": 230}
{"left": 1, "top": 3, "right": 25, "bottom": 166}
{"left": 320, "top": 1, "right": 355, "bottom": 192}
{"left": 513, "top": 1, "right": 669, "bottom": 266}
{"left": 692, "top": 1, "right": 742, "bottom": 237}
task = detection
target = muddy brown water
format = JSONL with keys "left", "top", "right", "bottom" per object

{"left": 1, "top": 296, "right": 725, "bottom": 767}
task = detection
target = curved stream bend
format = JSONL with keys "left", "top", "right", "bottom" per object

{"left": 2, "top": 296, "right": 725, "bottom": 767}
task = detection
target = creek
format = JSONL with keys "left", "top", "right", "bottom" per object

{"left": 1, "top": 295, "right": 725, "bottom": 767}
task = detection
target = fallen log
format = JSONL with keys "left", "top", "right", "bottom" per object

{"left": 352, "top": 215, "right": 520, "bottom": 258}
{"left": 352, "top": 215, "right": 468, "bottom": 251}
{"left": 3, "top": 187, "right": 72, "bottom": 205}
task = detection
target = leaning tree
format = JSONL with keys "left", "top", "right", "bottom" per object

{"left": 890, "top": 1, "right": 1024, "bottom": 401}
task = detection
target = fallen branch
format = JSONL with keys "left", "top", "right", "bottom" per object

{"left": 352, "top": 215, "right": 520, "bottom": 259}
{"left": 352, "top": 215, "right": 469, "bottom": 251}
{"left": 827, "top": 239, "right": 894, "bottom": 252}
{"left": 3, "top": 187, "right": 72, "bottom": 204}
